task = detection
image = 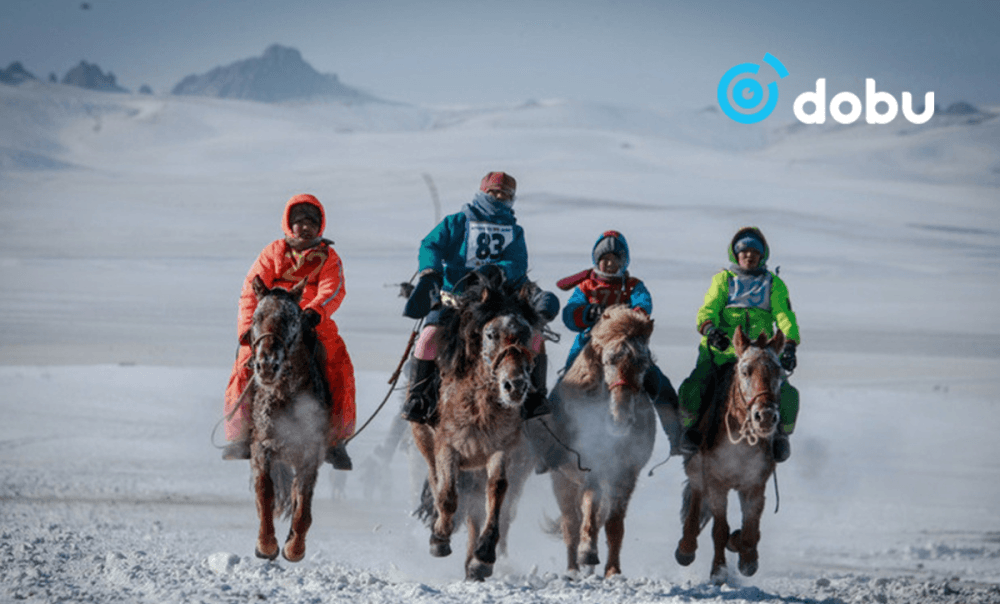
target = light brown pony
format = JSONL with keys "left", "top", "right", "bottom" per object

{"left": 675, "top": 326, "right": 785, "bottom": 584}
{"left": 411, "top": 271, "right": 543, "bottom": 580}
{"left": 546, "top": 305, "right": 657, "bottom": 578}
{"left": 246, "top": 276, "right": 329, "bottom": 562}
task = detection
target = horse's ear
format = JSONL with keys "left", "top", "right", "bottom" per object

{"left": 770, "top": 329, "right": 786, "bottom": 355}
{"left": 289, "top": 278, "right": 307, "bottom": 302}
{"left": 733, "top": 325, "right": 749, "bottom": 356}
{"left": 252, "top": 275, "right": 268, "bottom": 300}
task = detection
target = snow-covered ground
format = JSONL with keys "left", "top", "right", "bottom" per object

{"left": 1, "top": 81, "right": 999, "bottom": 603}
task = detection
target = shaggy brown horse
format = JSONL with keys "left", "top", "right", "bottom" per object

{"left": 675, "top": 326, "right": 786, "bottom": 584}
{"left": 545, "top": 305, "right": 657, "bottom": 578}
{"left": 411, "top": 270, "right": 543, "bottom": 580}
{"left": 246, "top": 275, "right": 329, "bottom": 562}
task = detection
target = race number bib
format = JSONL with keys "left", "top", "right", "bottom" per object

{"left": 465, "top": 221, "right": 514, "bottom": 269}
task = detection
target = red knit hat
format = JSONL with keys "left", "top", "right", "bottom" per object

{"left": 479, "top": 171, "right": 516, "bottom": 196}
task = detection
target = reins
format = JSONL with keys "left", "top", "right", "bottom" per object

{"left": 344, "top": 318, "right": 423, "bottom": 444}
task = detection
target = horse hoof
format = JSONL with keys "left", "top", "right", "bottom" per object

{"left": 467, "top": 559, "right": 493, "bottom": 581}
{"left": 739, "top": 558, "right": 758, "bottom": 576}
{"left": 282, "top": 543, "right": 306, "bottom": 563}
{"left": 710, "top": 566, "right": 728, "bottom": 585}
{"left": 674, "top": 547, "right": 695, "bottom": 566}
{"left": 255, "top": 545, "right": 279, "bottom": 561}
{"left": 727, "top": 529, "right": 742, "bottom": 553}
{"left": 429, "top": 536, "right": 451, "bottom": 558}
{"left": 474, "top": 542, "right": 497, "bottom": 565}
{"left": 579, "top": 550, "right": 600, "bottom": 567}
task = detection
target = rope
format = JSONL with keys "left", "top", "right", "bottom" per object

{"left": 772, "top": 465, "right": 781, "bottom": 514}
{"left": 345, "top": 319, "right": 423, "bottom": 445}
{"left": 530, "top": 417, "right": 590, "bottom": 473}
{"left": 646, "top": 454, "right": 672, "bottom": 477}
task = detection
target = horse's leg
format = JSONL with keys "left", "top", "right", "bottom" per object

{"left": 465, "top": 491, "right": 492, "bottom": 581}
{"left": 675, "top": 478, "right": 702, "bottom": 566}
{"left": 707, "top": 487, "right": 730, "bottom": 585}
{"left": 732, "top": 483, "right": 766, "bottom": 576}
{"left": 430, "top": 446, "right": 457, "bottom": 557}
{"left": 577, "top": 485, "right": 601, "bottom": 568}
{"left": 252, "top": 451, "right": 279, "bottom": 560}
{"left": 473, "top": 451, "right": 508, "bottom": 566}
{"left": 604, "top": 471, "right": 639, "bottom": 578}
{"left": 552, "top": 472, "right": 582, "bottom": 574}
{"left": 282, "top": 461, "right": 318, "bottom": 563}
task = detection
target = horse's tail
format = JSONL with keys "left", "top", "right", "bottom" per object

{"left": 270, "top": 462, "right": 295, "bottom": 519}
{"left": 412, "top": 473, "right": 477, "bottom": 531}
{"left": 413, "top": 478, "right": 436, "bottom": 527}
{"left": 680, "top": 480, "right": 711, "bottom": 531}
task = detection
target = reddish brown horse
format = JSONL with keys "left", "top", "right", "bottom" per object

{"left": 675, "top": 326, "right": 786, "bottom": 584}
{"left": 246, "top": 276, "right": 329, "bottom": 562}
{"left": 411, "top": 271, "right": 543, "bottom": 580}
{"left": 546, "top": 305, "right": 657, "bottom": 578}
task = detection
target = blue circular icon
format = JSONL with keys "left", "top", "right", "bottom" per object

{"left": 717, "top": 54, "right": 788, "bottom": 124}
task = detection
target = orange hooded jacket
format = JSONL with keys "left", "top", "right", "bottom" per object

{"left": 224, "top": 194, "right": 356, "bottom": 443}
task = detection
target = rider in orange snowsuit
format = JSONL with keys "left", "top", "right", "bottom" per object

{"left": 222, "top": 194, "right": 356, "bottom": 467}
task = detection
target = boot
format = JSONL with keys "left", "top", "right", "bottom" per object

{"left": 401, "top": 358, "right": 439, "bottom": 425}
{"left": 772, "top": 428, "right": 791, "bottom": 463}
{"left": 222, "top": 439, "right": 250, "bottom": 460}
{"left": 521, "top": 353, "right": 552, "bottom": 420}
{"left": 679, "top": 428, "right": 701, "bottom": 458}
{"left": 326, "top": 442, "right": 353, "bottom": 470}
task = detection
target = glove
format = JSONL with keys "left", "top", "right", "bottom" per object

{"left": 403, "top": 270, "right": 442, "bottom": 319}
{"left": 302, "top": 309, "right": 322, "bottom": 329}
{"left": 780, "top": 341, "right": 797, "bottom": 371}
{"left": 584, "top": 303, "right": 604, "bottom": 324}
{"left": 706, "top": 327, "right": 730, "bottom": 351}
{"left": 530, "top": 289, "right": 560, "bottom": 323}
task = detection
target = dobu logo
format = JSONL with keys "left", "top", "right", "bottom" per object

{"left": 717, "top": 53, "right": 789, "bottom": 124}
{"left": 793, "top": 79, "right": 934, "bottom": 124}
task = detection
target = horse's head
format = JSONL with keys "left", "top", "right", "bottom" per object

{"left": 480, "top": 313, "right": 535, "bottom": 409}
{"left": 731, "top": 326, "right": 785, "bottom": 439}
{"left": 250, "top": 275, "right": 307, "bottom": 386}
{"left": 587, "top": 306, "right": 654, "bottom": 435}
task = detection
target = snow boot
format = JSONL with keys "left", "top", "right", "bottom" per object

{"left": 772, "top": 429, "right": 791, "bottom": 463}
{"left": 222, "top": 439, "right": 250, "bottom": 460}
{"left": 326, "top": 442, "right": 353, "bottom": 470}
{"left": 401, "top": 358, "right": 439, "bottom": 425}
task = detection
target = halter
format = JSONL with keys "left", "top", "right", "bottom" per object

{"left": 490, "top": 343, "right": 532, "bottom": 373}
{"left": 725, "top": 369, "right": 780, "bottom": 447}
{"left": 251, "top": 331, "right": 286, "bottom": 353}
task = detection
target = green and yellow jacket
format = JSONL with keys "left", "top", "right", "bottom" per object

{"left": 696, "top": 227, "right": 800, "bottom": 364}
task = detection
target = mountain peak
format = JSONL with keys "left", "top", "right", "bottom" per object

{"left": 171, "top": 44, "right": 375, "bottom": 104}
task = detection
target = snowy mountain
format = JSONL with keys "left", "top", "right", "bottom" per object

{"left": 61, "top": 60, "right": 129, "bottom": 93}
{"left": 0, "top": 61, "right": 37, "bottom": 85}
{"left": 171, "top": 44, "right": 380, "bottom": 104}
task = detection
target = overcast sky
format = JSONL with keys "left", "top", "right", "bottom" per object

{"left": 2, "top": 0, "right": 997, "bottom": 109}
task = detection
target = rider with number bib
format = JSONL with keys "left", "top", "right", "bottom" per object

{"left": 399, "top": 171, "right": 560, "bottom": 425}
{"left": 677, "top": 226, "right": 800, "bottom": 462}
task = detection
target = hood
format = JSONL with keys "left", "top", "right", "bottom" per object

{"left": 282, "top": 194, "right": 326, "bottom": 239}
{"left": 592, "top": 230, "right": 630, "bottom": 272}
{"left": 728, "top": 226, "right": 769, "bottom": 265}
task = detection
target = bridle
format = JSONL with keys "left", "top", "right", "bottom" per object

{"left": 725, "top": 359, "right": 781, "bottom": 446}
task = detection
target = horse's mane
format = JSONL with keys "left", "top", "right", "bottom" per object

{"left": 436, "top": 266, "right": 543, "bottom": 379}
{"left": 564, "top": 305, "right": 654, "bottom": 390}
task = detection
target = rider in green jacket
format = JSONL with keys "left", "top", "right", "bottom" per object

{"left": 677, "top": 226, "right": 800, "bottom": 462}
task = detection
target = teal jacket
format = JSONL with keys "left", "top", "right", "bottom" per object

{"left": 417, "top": 192, "right": 528, "bottom": 294}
